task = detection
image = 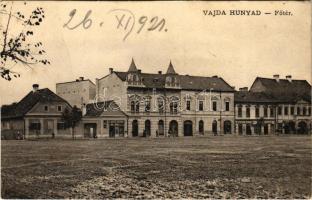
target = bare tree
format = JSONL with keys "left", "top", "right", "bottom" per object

{"left": 0, "top": 1, "right": 50, "bottom": 81}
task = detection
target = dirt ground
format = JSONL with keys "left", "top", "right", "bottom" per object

{"left": 1, "top": 135, "right": 311, "bottom": 199}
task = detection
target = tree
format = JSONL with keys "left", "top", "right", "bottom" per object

{"left": 0, "top": 1, "right": 50, "bottom": 81}
{"left": 62, "top": 106, "right": 82, "bottom": 140}
{"left": 254, "top": 117, "right": 265, "bottom": 135}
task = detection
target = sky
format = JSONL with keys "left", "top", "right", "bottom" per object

{"left": 0, "top": 1, "right": 311, "bottom": 105}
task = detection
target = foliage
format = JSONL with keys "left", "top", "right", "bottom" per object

{"left": 62, "top": 106, "right": 82, "bottom": 129}
{"left": 61, "top": 106, "right": 82, "bottom": 139}
{"left": 0, "top": 1, "right": 50, "bottom": 81}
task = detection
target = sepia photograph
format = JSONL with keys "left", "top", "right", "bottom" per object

{"left": 0, "top": 0, "right": 311, "bottom": 199}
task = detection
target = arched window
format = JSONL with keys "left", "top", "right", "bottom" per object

{"left": 144, "top": 120, "right": 151, "bottom": 137}
{"left": 212, "top": 120, "right": 217, "bottom": 134}
{"left": 158, "top": 120, "right": 164, "bottom": 136}
{"left": 199, "top": 120, "right": 204, "bottom": 135}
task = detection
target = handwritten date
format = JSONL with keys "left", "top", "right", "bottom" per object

{"left": 63, "top": 9, "right": 168, "bottom": 41}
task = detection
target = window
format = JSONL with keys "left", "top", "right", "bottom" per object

{"left": 44, "top": 105, "right": 49, "bottom": 111}
{"left": 29, "top": 122, "right": 41, "bottom": 130}
{"left": 290, "top": 106, "right": 294, "bottom": 115}
{"left": 212, "top": 101, "right": 217, "bottom": 111}
{"left": 130, "top": 101, "right": 139, "bottom": 113}
{"left": 3, "top": 122, "right": 10, "bottom": 129}
{"left": 198, "top": 100, "right": 204, "bottom": 111}
{"left": 158, "top": 99, "right": 164, "bottom": 113}
{"left": 246, "top": 107, "right": 250, "bottom": 118}
{"left": 135, "top": 102, "right": 140, "bottom": 112}
{"left": 144, "top": 99, "right": 151, "bottom": 112}
{"left": 238, "top": 124, "right": 243, "bottom": 135}
{"left": 264, "top": 106, "right": 268, "bottom": 117}
{"left": 130, "top": 101, "right": 135, "bottom": 112}
{"left": 57, "top": 122, "right": 66, "bottom": 130}
{"left": 270, "top": 107, "right": 274, "bottom": 117}
{"left": 225, "top": 102, "right": 230, "bottom": 111}
{"left": 186, "top": 100, "right": 191, "bottom": 111}
{"left": 284, "top": 106, "right": 288, "bottom": 115}
{"left": 297, "top": 107, "right": 301, "bottom": 115}
{"left": 308, "top": 107, "right": 311, "bottom": 116}
{"left": 303, "top": 107, "right": 307, "bottom": 115}
{"left": 57, "top": 106, "right": 62, "bottom": 112}
{"left": 278, "top": 106, "right": 282, "bottom": 115}
{"left": 255, "top": 107, "right": 259, "bottom": 118}
{"left": 170, "top": 102, "right": 178, "bottom": 114}
{"left": 238, "top": 106, "right": 242, "bottom": 117}
{"left": 103, "top": 120, "right": 107, "bottom": 128}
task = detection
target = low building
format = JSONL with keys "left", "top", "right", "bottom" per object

{"left": 1, "top": 84, "right": 72, "bottom": 139}
{"left": 56, "top": 77, "right": 96, "bottom": 108}
{"left": 79, "top": 101, "right": 128, "bottom": 138}
{"left": 234, "top": 75, "right": 312, "bottom": 135}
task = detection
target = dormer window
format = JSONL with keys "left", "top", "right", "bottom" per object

{"left": 57, "top": 106, "right": 62, "bottom": 112}
{"left": 44, "top": 105, "right": 49, "bottom": 111}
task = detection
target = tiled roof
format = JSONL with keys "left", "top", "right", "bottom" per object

{"left": 250, "top": 77, "right": 311, "bottom": 103}
{"left": 235, "top": 91, "right": 279, "bottom": 103}
{"left": 84, "top": 101, "right": 127, "bottom": 117}
{"left": 114, "top": 71, "right": 235, "bottom": 92}
{"left": 1, "top": 88, "right": 69, "bottom": 119}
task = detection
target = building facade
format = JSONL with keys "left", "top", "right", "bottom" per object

{"left": 56, "top": 77, "right": 96, "bottom": 108}
{"left": 1, "top": 84, "right": 73, "bottom": 139}
{"left": 234, "top": 75, "right": 312, "bottom": 135}
{"left": 78, "top": 101, "right": 128, "bottom": 138}
{"left": 96, "top": 59, "right": 236, "bottom": 137}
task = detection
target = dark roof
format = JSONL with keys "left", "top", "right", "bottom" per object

{"left": 84, "top": 101, "right": 127, "bottom": 117}
{"left": 114, "top": 71, "right": 234, "bottom": 92}
{"left": 235, "top": 91, "right": 279, "bottom": 103}
{"left": 250, "top": 77, "right": 311, "bottom": 103}
{"left": 1, "top": 88, "right": 70, "bottom": 119}
{"left": 166, "top": 61, "right": 177, "bottom": 74}
{"left": 128, "top": 58, "right": 138, "bottom": 72}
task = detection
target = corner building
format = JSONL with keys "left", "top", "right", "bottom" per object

{"left": 96, "top": 59, "right": 235, "bottom": 137}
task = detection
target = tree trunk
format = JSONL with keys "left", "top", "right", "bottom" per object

{"left": 72, "top": 126, "right": 75, "bottom": 140}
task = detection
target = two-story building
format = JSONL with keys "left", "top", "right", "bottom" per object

{"left": 96, "top": 59, "right": 235, "bottom": 137}
{"left": 234, "top": 75, "right": 312, "bottom": 135}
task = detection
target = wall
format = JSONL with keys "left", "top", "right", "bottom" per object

{"left": 56, "top": 80, "right": 96, "bottom": 108}
{"left": 96, "top": 73, "right": 127, "bottom": 110}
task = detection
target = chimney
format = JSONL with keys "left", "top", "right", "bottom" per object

{"left": 138, "top": 69, "right": 141, "bottom": 73}
{"left": 109, "top": 68, "right": 113, "bottom": 74}
{"left": 239, "top": 87, "right": 248, "bottom": 92}
{"left": 273, "top": 74, "right": 280, "bottom": 82}
{"left": 79, "top": 77, "right": 84, "bottom": 81}
{"left": 286, "top": 75, "right": 292, "bottom": 82}
{"left": 158, "top": 71, "right": 162, "bottom": 74}
{"left": 81, "top": 103, "right": 87, "bottom": 116}
{"left": 32, "top": 84, "right": 39, "bottom": 92}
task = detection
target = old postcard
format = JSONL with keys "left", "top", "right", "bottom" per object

{"left": 0, "top": 0, "right": 311, "bottom": 199}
